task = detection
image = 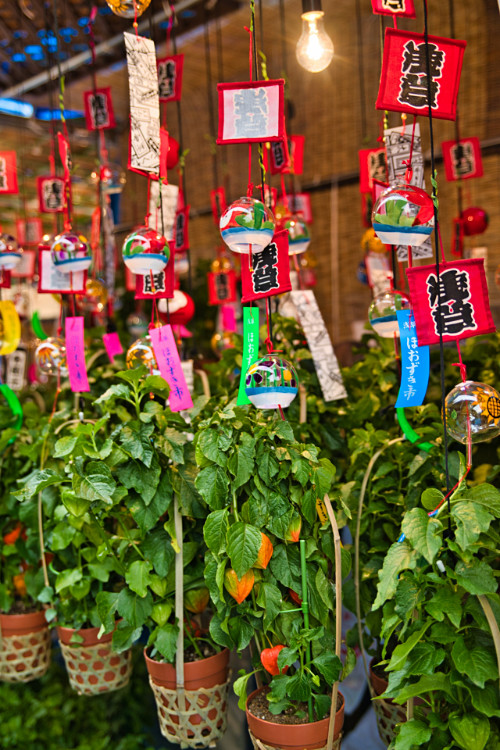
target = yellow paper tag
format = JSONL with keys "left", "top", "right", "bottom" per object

{"left": 316, "top": 497, "right": 328, "bottom": 525}
{"left": 0, "top": 300, "right": 21, "bottom": 355}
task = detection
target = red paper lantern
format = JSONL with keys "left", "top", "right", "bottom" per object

{"left": 460, "top": 207, "right": 488, "bottom": 237}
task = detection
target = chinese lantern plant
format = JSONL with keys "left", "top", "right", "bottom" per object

{"left": 372, "top": 482, "right": 500, "bottom": 750}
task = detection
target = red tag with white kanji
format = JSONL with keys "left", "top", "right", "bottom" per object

{"left": 0, "top": 269, "right": 11, "bottom": 288}
{"left": 83, "top": 88, "right": 116, "bottom": 130}
{"left": 57, "top": 133, "right": 71, "bottom": 182}
{"left": 0, "top": 151, "right": 18, "bottom": 195}
{"left": 241, "top": 229, "right": 291, "bottom": 302}
{"left": 406, "top": 259, "right": 495, "bottom": 346}
{"left": 376, "top": 29, "right": 466, "bottom": 121}
{"left": 371, "top": 0, "right": 415, "bottom": 17}
{"left": 157, "top": 54, "right": 184, "bottom": 102}
{"left": 37, "top": 176, "right": 65, "bottom": 213}
{"left": 263, "top": 138, "right": 290, "bottom": 175}
{"left": 441, "top": 137, "right": 483, "bottom": 181}
{"left": 217, "top": 80, "right": 285, "bottom": 144}
{"left": 359, "top": 147, "right": 388, "bottom": 193}
{"left": 174, "top": 206, "right": 190, "bottom": 253}
{"left": 135, "top": 242, "right": 175, "bottom": 300}
{"left": 208, "top": 270, "right": 237, "bottom": 305}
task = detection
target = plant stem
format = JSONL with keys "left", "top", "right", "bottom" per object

{"left": 299, "top": 539, "right": 314, "bottom": 723}
{"left": 183, "top": 616, "right": 203, "bottom": 659}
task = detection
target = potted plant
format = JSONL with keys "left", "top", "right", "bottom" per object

{"left": 194, "top": 401, "right": 351, "bottom": 749}
{"left": 372, "top": 481, "right": 500, "bottom": 750}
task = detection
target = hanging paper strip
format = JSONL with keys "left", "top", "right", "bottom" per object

{"left": 83, "top": 87, "right": 116, "bottom": 131}
{"left": 103, "top": 332, "right": 123, "bottom": 363}
{"left": 38, "top": 248, "right": 86, "bottom": 295}
{"left": 289, "top": 290, "right": 347, "bottom": 402}
{"left": 135, "top": 245, "right": 175, "bottom": 300}
{"left": 11, "top": 250, "right": 36, "bottom": 279}
{"left": 237, "top": 306, "right": 260, "bottom": 406}
{"left": 289, "top": 193, "right": 313, "bottom": 224}
{"left": 208, "top": 270, "right": 237, "bottom": 305}
{"left": 157, "top": 54, "right": 184, "bottom": 102}
{"left": 406, "top": 258, "right": 495, "bottom": 346}
{"left": 57, "top": 133, "right": 72, "bottom": 183}
{"left": 16, "top": 218, "right": 42, "bottom": 247}
{"left": 441, "top": 137, "right": 483, "bottom": 181}
{"left": 359, "top": 147, "right": 388, "bottom": 193}
{"left": 263, "top": 138, "right": 291, "bottom": 175}
{"left": 174, "top": 206, "right": 190, "bottom": 253}
{"left": 148, "top": 182, "right": 178, "bottom": 241}
{"left": 0, "top": 300, "right": 21, "bottom": 354}
{"left": 384, "top": 123, "right": 433, "bottom": 261}
{"left": 0, "top": 269, "right": 11, "bottom": 288}
{"left": 395, "top": 310, "right": 429, "bottom": 408}
{"left": 6, "top": 349, "right": 27, "bottom": 391}
{"left": 149, "top": 324, "right": 193, "bottom": 412}
{"left": 65, "top": 317, "right": 90, "bottom": 393}
{"left": 0, "top": 151, "right": 18, "bottom": 194}
{"left": 371, "top": 0, "right": 416, "bottom": 17}
{"left": 241, "top": 230, "right": 291, "bottom": 302}
{"left": 37, "top": 176, "right": 65, "bottom": 213}
{"left": 221, "top": 304, "right": 237, "bottom": 332}
{"left": 124, "top": 32, "right": 160, "bottom": 175}
{"left": 217, "top": 80, "right": 285, "bottom": 144}
{"left": 376, "top": 29, "right": 466, "bottom": 121}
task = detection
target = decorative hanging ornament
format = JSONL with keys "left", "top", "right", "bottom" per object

{"left": 126, "top": 336, "right": 159, "bottom": 374}
{"left": 220, "top": 197, "right": 275, "bottom": 254}
{"left": 372, "top": 183, "right": 435, "bottom": 247}
{"left": 211, "top": 330, "right": 235, "bottom": 356}
{"left": 122, "top": 226, "right": 169, "bottom": 275}
{"left": 104, "top": 0, "right": 151, "bottom": 18}
{"left": 361, "top": 227, "right": 386, "bottom": 255}
{"left": 158, "top": 289, "right": 195, "bottom": 325}
{"left": 245, "top": 355, "right": 299, "bottom": 410}
{"left": 281, "top": 214, "right": 311, "bottom": 256}
{"left": 211, "top": 257, "right": 233, "bottom": 272}
{"left": 34, "top": 337, "right": 68, "bottom": 376}
{"left": 126, "top": 311, "right": 149, "bottom": 339}
{"left": 368, "top": 290, "right": 411, "bottom": 338}
{"left": 445, "top": 380, "right": 500, "bottom": 444}
{"left": 175, "top": 254, "right": 190, "bottom": 277}
{"left": 51, "top": 232, "right": 92, "bottom": 273}
{"left": 76, "top": 278, "right": 108, "bottom": 313}
{"left": 89, "top": 162, "right": 127, "bottom": 193}
{"left": 0, "top": 233, "right": 23, "bottom": 270}
{"left": 460, "top": 207, "right": 488, "bottom": 236}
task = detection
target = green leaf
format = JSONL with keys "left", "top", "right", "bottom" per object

{"left": 426, "top": 587, "right": 462, "bottom": 628}
{"left": 50, "top": 521, "right": 76, "bottom": 550}
{"left": 312, "top": 653, "right": 342, "bottom": 684}
{"left": 117, "top": 454, "right": 161, "bottom": 505}
{"left": 195, "top": 465, "right": 229, "bottom": 510}
{"left": 451, "top": 637, "right": 498, "bottom": 688}
{"left": 469, "top": 683, "right": 500, "bottom": 718}
{"left": 61, "top": 490, "right": 90, "bottom": 517}
{"left": 455, "top": 559, "right": 497, "bottom": 595}
{"left": 269, "top": 544, "right": 302, "bottom": 590}
{"left": 209, "top": 614, "right": 234, "bottom": 650}
{"left": 55, "top": 567, "right": 82, "bottom": 593}
{"left": 272, "top": 420, "right": 294, "bottom": 441}
{"left": 196, "top": 428, "right": 226, "bottom": 467}
{"left": 144, "top": 374, "right": 170, "bottom": 392}
{"left": 256, "top": 582, "right": 282, "bottom": 630}
{"left": 466, "top": 483, "right": 500, "bottom": 517}
{"left": 234, "top": 671, "right": 255, "bottom": 710}
{"left": 404, "top": 643, "right": 446, "bottom": 677}
{"left": 286, "top": 671, "right": 311, "bottom": 701}
{"left": 204, "top": 509, "right": 229, "bottom": 554}
{"left": 120, "top": 421, "right": 155, "bottom": 468}
{"left": 394, "top": 720, "right": 431, "bottom": 750}
{"left": 228, "top": 433, "right": 255, "bottom": 489}
{"left": 143, "top": 528, "right": 174, "bottom": 577}
{"left": 227, "top": 617, "right": 254, "bottom": 651}
{"left": 15, "top": 469, "right": 63, "bottom": 500}
{"left": 53, "top": 435, "right": 78, "bottom": 457}
{"left": 116, "top": 588, "right": 153, "bottom": 628}
{"left": 73, "top": 461, "right": 116, "bottom": 503}
{"left": 451, "top": 501, "right": 494, "bottom": 551}
{"left": 421, "top": 487, "right": 444, "bottom": 511}
{"left": 392, "top": 672, "right": 452, "bottom": 703}
{"left": 226, "top": 522, "right": 261, "bottom": 578}
{"left": 373, "top": 541, "right": 417, "bottom": 610}
{"left": 112, "top": 622, "right": 142, "bottom": 653}
{"left": 94, "top": 383, "right": 132, "bottom": 405}
{"left": 449, "top": 714, "right": 490, "bottom": 750}
{"left": 96, "top": 591, "right": 119, "bottom": 633}
{"left": 401, "top": 508, "right": 442, "bottom": 564}
{"left": 125, "top": 560, "right": 153, "bottom": 598}
{"left": 116, "top": 367, "right": 147, "bottom": 386}
{"left": 127, "top": 473, "right": 172, "bottom": 533}
{"left": 387, "top": 622, "right": 431, "bottom": 672}
{"left": 154, "top": 623, "right": 179, "bottom": 663}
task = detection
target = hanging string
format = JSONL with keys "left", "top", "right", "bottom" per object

{"left": 204, "top": 13, "right": 220, "bottom": 195}
{"left": 422, "top": 0, "right": 452, "bottom": 512}
{"left": 355, "top": 0, "right": 368, "bottom": 144}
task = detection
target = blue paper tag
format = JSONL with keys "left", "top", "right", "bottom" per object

{"left": 395, "top": 310, "right": 430, "bottom": 408}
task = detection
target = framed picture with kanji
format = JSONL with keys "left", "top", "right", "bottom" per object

{"left": 37, "top": 176, "right": 65, "bottom": 213}
{"left": 157, "top": 54, "right": 184, "bottom": 102}
{"left": 441, "top": 137, "right": 483, "bottom": 181}
{"left": 217, "top": 79, "right": 285, "bottom": 144}
{"left": 83, "top": 87, "right": 116, "bottom": 131}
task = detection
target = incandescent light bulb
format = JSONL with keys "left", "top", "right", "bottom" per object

{"left": 296, "top": 8, "right": 333, "bottom": 73}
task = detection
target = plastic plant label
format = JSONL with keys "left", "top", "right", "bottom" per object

{"left": 237, "top": 306, "right": 260, "bottom": 406}
{"left": 65, "top": 316, "right": 90, "bottom": 393}
{"left": 149, "top": 324, "right": 193, "bottom": 412}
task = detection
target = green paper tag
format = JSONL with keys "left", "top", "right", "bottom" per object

{"left": 237, "top": 306, "right": 260, "bottom": 405}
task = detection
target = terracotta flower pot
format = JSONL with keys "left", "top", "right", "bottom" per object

{"left": 0, "top": 610, "right": 51, "bottom": 683}
{"left": 56, "top": 625, "right": 132, "bottom": 696}
{"left": 246, "top": 687, "right": 345, "bottom": 750}
{"left": 369, "top": 658, "right": 406, "bottom": 746}
{"left": 145, "top": 647, "right": 230, "bottom": 748}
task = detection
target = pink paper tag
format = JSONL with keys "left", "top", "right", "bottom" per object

{"left": 149, "top": 324, "right": 193, "bottom": 412}
{"left": 221, "top": 304, "right": 237, "bottom": 332}
{"left": 65, "top": 316, "right": 90, "bottom": 393}
{"left": 103, "top": 332, "right": 123, "bottom": 362}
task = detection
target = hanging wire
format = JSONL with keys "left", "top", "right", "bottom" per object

{"left": 422, "top": 0, "right": 452, "bottom": 509}
{"left": 203, "top": 11, "right": 220, "bottom": 192}
{"left": 355, "top": 0, "right": 368, "bottom": 144}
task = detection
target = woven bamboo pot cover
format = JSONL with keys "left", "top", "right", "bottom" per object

{"left": 0, "top": 628, "right": 51, "bottom": 683}
{"left": 148, "top": 675, "right": 230, "bottom": 748}
{"left": 60, "top": 641, "right": 132, "bottom": 695}
{"left": 372, "top": 697, "right": 406, "bottom": 747}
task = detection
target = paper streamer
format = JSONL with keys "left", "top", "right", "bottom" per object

{"left": 32, "top": 311, "right": 49, "bottom": 340}
{"left": 0, "top": 300, "right": 21, "bottom": 354}
{"left": 103, "top": 332, "right": 123, "bottom": 363}
{"left": 395, "top": 310, "right": 429, "bottom": 408}
{"left": 221, "top": 304, "right": 237, "bottom": 332}
{"left": 149, "top": 325, "right": 193, "bottom": 412}
{"left": 124, "top": 32, "right": 160, "bottom": 175}
{"left": 65, "top": 317, "right": 90, "bottom": 393}
{"left": 237, "top": 306, "right": 260, "bottom": 406}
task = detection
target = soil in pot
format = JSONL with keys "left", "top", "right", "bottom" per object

{"left": 248, "top": 687, "right": 344, "bottom": 726}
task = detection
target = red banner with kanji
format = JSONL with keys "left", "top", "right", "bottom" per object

{"left": 441, "top": 137, "right": 483, "bottom": 181}
{"left": 83, "top": 88, "right": 116, "bottom": 130}
{"left": 0, "top": 151, "right": 18, "bottom": 195}
{"left": 241, "top": 229, "right": 291, "bottom": 303}
{"left": 208, "top": 270, "right": 237, "bottom": 305}
{"left": 371, "top": 0, "right": 415, "bottom": 17}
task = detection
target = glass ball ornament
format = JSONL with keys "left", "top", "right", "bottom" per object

{"left": 282, "top": 214, "right": 311, "bottom": 255}
{"left": 460, "top": 207, "right": 488, "bottom": 236}
{"left": 445, "top": 380, "right": 500, "bottom": 444}
{"left": 76, "top": 278, "right": 108, "bottom": 313}
{"left": 245, "top": 355, "right": 299, "bottom": 410}
{"left": 175, "top": 254, "right": 190, "bottom": 277}
{"left": 89, "top": 162, "right": 126, "bottom": 193}
{"left": 51, "top": 232, "right": 92, "bottom": 273}
{"left": 372, "top": 183, "right": 435, "bottom": 247}
{"left": 0, "top": 233, "right": 22, "bottom": 270}
{"left": 126, "top": 336, "right": 159, "bottom": 375}
{"left": 122, "top": 226, "right": 169, "bottom": 275}
{"left": 211, "top": 330, "right": 235, "bottom": 356}
{"left": 104, "top": 0, "right": 151, "bottom": 18}
{"left": 368, "top": 290, "right": 411, "bottom": 338}
{"left": 361, "top": 228, "right": 386, "bottom": 255}
{"left": 35, "top": 337, "right": 68, "bottom": 376}
{"left": 126, "top": 311, "right": 148, "bottom": 339}
{"left": 220, "top": 197, "right": 275, "bottom": 254}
